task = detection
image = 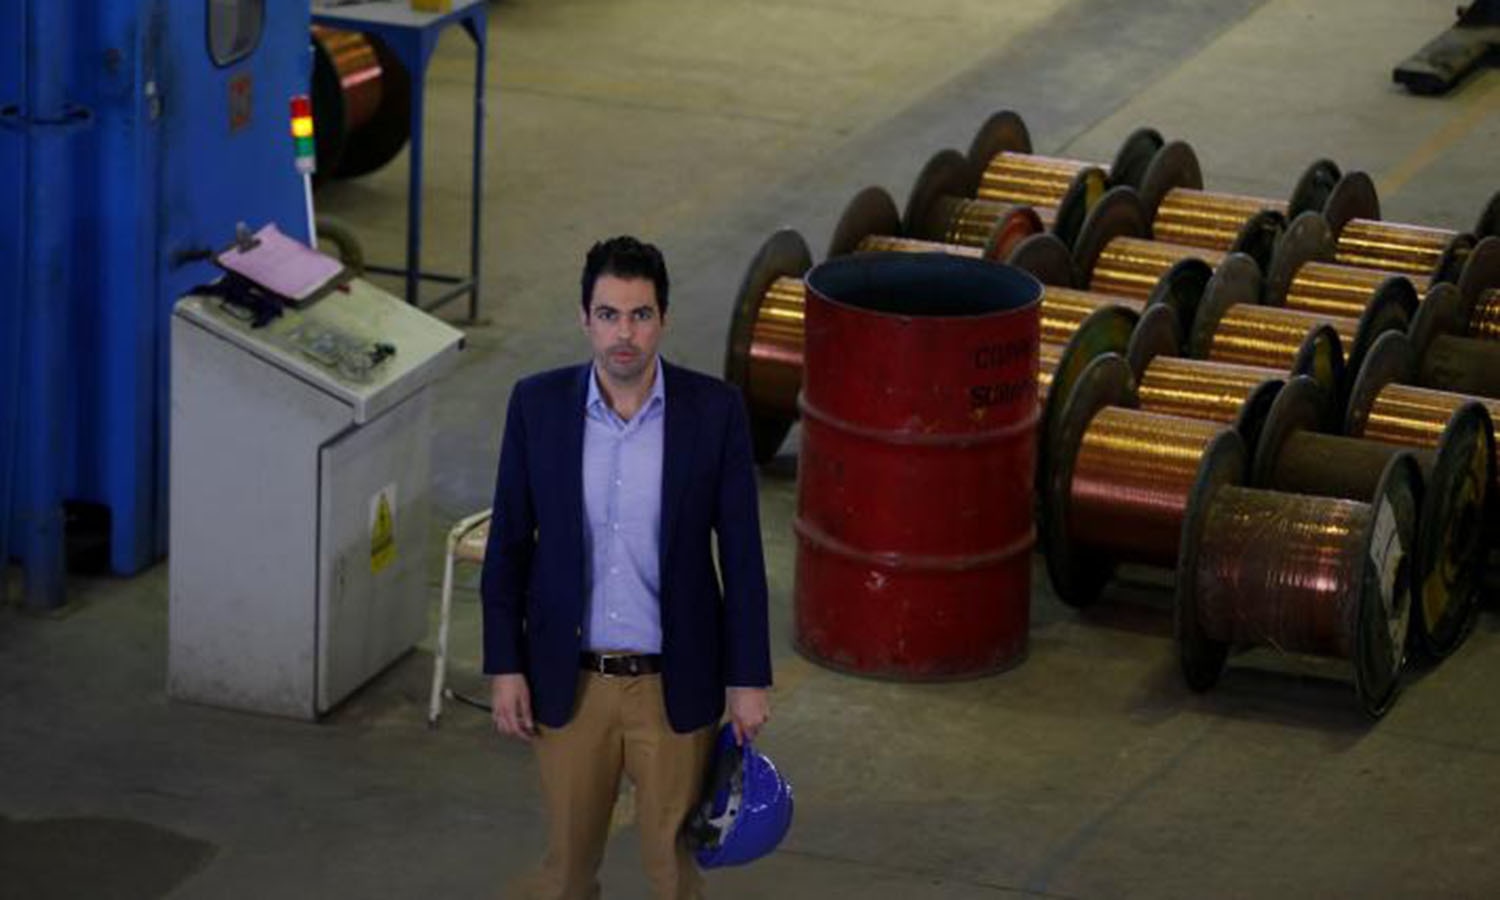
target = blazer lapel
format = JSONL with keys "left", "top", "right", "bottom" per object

{"left": 660, "top": 361, "right": 696, "bottom": 573}
{"left": 563, "top": 364, "right": 590, "bottom": 559}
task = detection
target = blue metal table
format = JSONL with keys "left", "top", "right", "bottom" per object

{"left": 311, "top": 0, "right": 488, "bottom": 320}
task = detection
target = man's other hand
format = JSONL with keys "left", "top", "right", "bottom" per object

{"left": 726, "top": 686, "right": 770, "bottom": 745}
{"left": 491, "top": 673, "right": 537, "bottom": 743}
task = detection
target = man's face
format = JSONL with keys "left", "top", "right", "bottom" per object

{"left": 581, "top": 274, "right": 664, "bottom": 385}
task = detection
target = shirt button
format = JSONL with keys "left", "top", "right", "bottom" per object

{"left": 611, "top": 523, "right": 619, "bottom": 531}
{"left": 610, "top": 567, "right": 618, "bottom": 575}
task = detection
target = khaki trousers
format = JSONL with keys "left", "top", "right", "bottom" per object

{"left": 508, "top": 671, "right": 716, "bottom": 900}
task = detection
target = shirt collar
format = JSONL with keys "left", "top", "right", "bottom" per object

{"left": 586, "top": 355, "right": 665, "bottom": 415}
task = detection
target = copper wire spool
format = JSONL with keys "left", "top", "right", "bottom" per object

{"left": 1256, "top": 375, "right": 1492, "bottom": 662}
{"left": 1068, "top": 406, "right": 1229, "bottom": 567}
{"left": 1335, "top": 218, "right": 1472, "bottom": 282}
{"left": 310, "top": 26, "right": 411, "bottom": 178}
{"left": 1205, "top": 304, "right": 1354, "bottom": 372}
{"left": 978, "top": 153, "right": 1094, "bottom": 208}
{"left": 725, "top": 230, "right": 814, "bottom": 463}
{"left": 1090, "top": 237, "right": 1227, "bottom": 300}
{"left": 1474, "top": 289, "right": 1500, "bottom": 341}
{"left": 1041, "top": 352, "right": 1246, "bottom": 606}
{"left": 1040, "top": 287, "right": 1146, "bottom": 345}
{"left": 1136, "top": 357, "right": 1281, "bottom": 430}
{"left": 1284, "top": 261, "right": 1428, "bottom": 319}
{"left": 743, "top": 277, "right": 806, "bottom": 413}
{"left": 1177, "top": 470, "right": 1415, "bottom": 717}
{"left": 856, "top": 234, "right": 983, "bottom": 259}
{"left": 1361, "top": 383, "right": 1500, "bottom": 451}
{"left": 1152, "top": 189, "right": 1287, "bottom": 251}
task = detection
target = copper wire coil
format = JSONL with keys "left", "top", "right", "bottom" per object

{"left": 977, "top": 152, "right": 1092, "bottom": 208}
{"left": 1193, "top": 486, "right": 1371, "bottom": 658}
{"left": 1284, "top": 261, "right": 1428, "bottom": 319}
{"left": 1207, "top": 304, "right": 1356, "bottom": 371}
{"left": 856, "top": 235, "right": 983, "bottom": 259}
{"left": 1137, "top": 357, "right": 1276, "bottom": 425}
{"left": 1091, "top": 237, "right": 1227, "bottom": 300}
{"left": 1038, "top": 341, "right": 1064, "bottom": 408}
{"left": 1363, "top": 383, "right": 1500, "bottom": 450}
{"left": 1152, "top": 189, "right": 1287, "bottom": 251}
{"left": 1070, "top": 407, "right": 1226, "bottom": 566}
{"left": 1040, "top": 287, "right": 1146, "bottom": 345}
{"left": 1335, "top": 219, "right": 1457, "bottom": 277}
{"left": 927, "top": 196, "right": 1036, "bottom": 252}
{"left": 743, "top": 276, "right": 807, "bottom": 416}
{"left": 1473, "top": 289, "right": 1500, "bottom": 341}
{"left": 313, "top": 26, "right": 385, "bottom": 131}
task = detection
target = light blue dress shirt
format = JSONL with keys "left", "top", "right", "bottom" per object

{"left": 581, "top": 358, "right": 666, "bottom": 653}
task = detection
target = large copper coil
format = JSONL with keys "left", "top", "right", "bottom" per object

{"left": 1090, "top": 238, "right": 1227, "bottom": 300}
{"left": 726, "top": 230, "right": 814, "bottom": 463}
{"left": 1040, "top": 287, "right": 1146, "bottom": 345}
{"left": 1473, "top": 289, "right": 1500, "bottom": 341}
{"left": 1205, "top": 304, "right": 1355, "bottom": 372}
{"left": 1152, "top": 189, "right": 1287, "bottom": 251}
{"left": 1285, "top": 261, "right": 1429, "bottom": 319}
{"left": 856, "top": 234, "right": 984, "bottom": 259}
{"left": 310, "top": 26, "right": 411, "bottom": 179}
{"left": 1335, "top": 218, "right": 1472, "bottom": 282}
{"left": 1038, "top": 341, "right": 1064, "bottom": 409}
{"left": 978, "top": 153, "right": 1093, "bottom": 208}
{"left": 1069, "top": 406, "right": 1227, "bottom": 567}
{"left": 1362, "top": 383, "right": 1500, "bottom": 450}
{"left": 1136, "top": 357, "right": 1280, "bottom": 429}
{"left": 1180, "top": 474, "right": 1414, "bottom": 717}
{"left": 743, "top": 276, "right": 806, "bottom": 415}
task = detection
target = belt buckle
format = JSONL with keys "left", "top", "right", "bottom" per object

{"left": 596, "top": 653, "right": 629, "bottom": 678}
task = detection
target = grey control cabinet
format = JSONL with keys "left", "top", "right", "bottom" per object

{"left": 168, "top": 279, "right": 464, "bottom": 719}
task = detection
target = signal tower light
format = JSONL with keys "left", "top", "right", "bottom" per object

{"left": 290, "top": 95, "right": 316, "bottom": 175}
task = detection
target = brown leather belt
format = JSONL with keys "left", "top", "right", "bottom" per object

{"left": 580, "top": 652, "right": 662, "bottom": 677}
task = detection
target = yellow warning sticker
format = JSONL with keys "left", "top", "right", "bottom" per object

{"left": 370, "top": 483, "right": 397, "bottom": 574}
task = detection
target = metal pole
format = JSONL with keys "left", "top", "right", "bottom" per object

{"left": 19, "top": 0, "right": 79, "bottom": 609}
{"left": 467, "top": 9, "right": 486, "bottom": 323}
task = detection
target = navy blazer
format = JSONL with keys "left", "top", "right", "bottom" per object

{"left": 480, "top": 359, "right": 772, "bottom": 733}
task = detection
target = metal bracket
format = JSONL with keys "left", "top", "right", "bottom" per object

{"left": 1394, "top": 0, "right": 1500, "bottom": 95}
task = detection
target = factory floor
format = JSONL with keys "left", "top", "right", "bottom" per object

{"left": 5, "top": 1, "right": 1500, "bottom": 897}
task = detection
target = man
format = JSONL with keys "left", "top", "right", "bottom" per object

{"left": 482, "top": 236, "right": 773, "bottom": 900}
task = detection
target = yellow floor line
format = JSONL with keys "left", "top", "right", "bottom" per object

{"left": 1378, "top": 71, "right": 1500, "bottom": 200}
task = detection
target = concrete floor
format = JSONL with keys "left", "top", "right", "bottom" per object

{"left": 5, "top": 0, "right": 1500, "bottom": 897}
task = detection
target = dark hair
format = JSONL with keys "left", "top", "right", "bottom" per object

{"left": 580, "top": 236, "right": 670, "bottom": 315}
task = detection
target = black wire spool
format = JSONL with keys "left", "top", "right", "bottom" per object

{"left": 1177, "top": 450, "right": 1419, "bottom": 718}
{"left": 310, "top": 26, "right": 412, "bottom": 179}
{"left": 1253, "top": 375, "right": 1493, "bottom": 662}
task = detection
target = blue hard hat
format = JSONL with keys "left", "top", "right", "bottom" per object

{"left": 684, "top": 723, "right": 793, "bottom": 868}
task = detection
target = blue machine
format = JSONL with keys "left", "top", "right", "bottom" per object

{"left": 2, "top": 1, "right": 311, "bottom": 608}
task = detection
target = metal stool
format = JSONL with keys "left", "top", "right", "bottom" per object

{"left": 427, "top": 509, "right": 492, "bottom": 727}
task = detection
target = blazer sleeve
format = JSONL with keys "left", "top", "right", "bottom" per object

{"left": 480, "top": 387, "right": 536, "bottom": 675}
{"left": 714, "top": 388, "right": 774, "bottom": 687}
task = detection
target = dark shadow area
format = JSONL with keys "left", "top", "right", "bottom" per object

{"left": 0, "top": 815, "right": 217, "bottom": 900}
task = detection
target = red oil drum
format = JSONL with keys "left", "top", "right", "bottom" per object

{"left": 794, "top": 252, "right": 1042, "bottom": 678}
